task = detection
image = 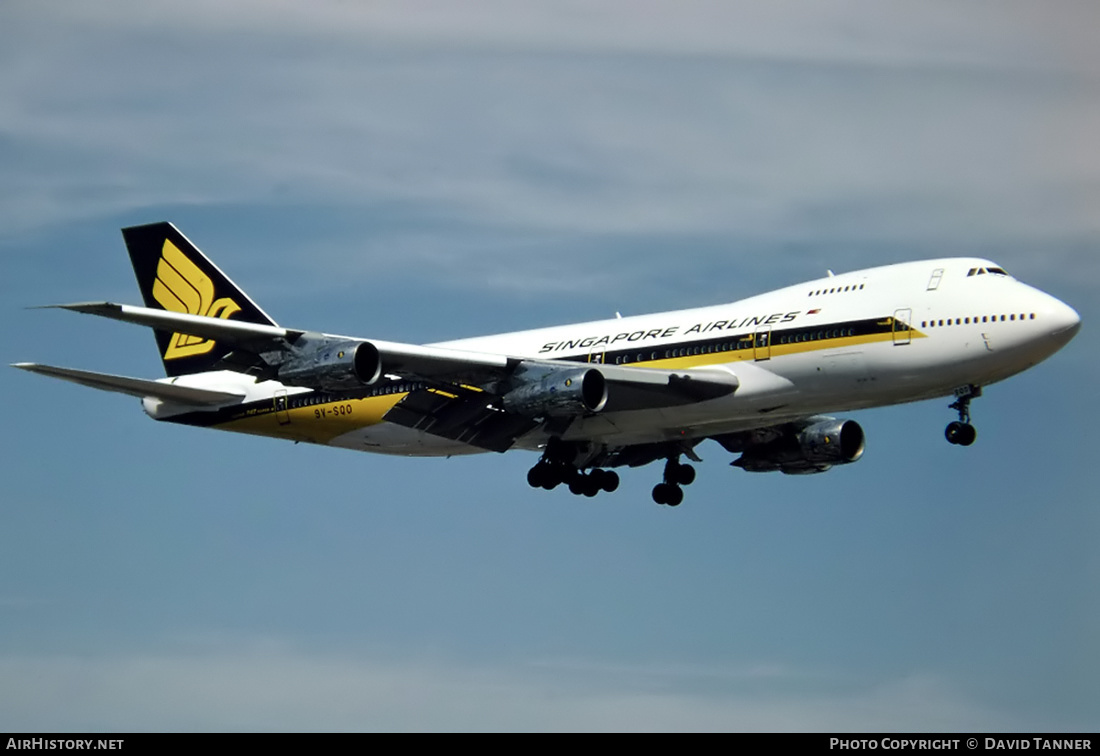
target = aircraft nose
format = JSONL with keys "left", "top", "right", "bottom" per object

{"left": 1046, "top": 296, "right": 1081, "bottom": 346}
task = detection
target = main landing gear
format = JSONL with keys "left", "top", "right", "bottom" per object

{"left": 945, "top": 385, "right": 981, "bottom": 447}
{"left": 652, "top": 456, "right": 696, "bottom": 507}
{"left": 526, "top": 461, "right": 620, "bottom": 498}
{"left": 527, "top": 438, "right": 620, "bottom": 498}
{"left": 526, "top": 439, "right": 698, "bottom": 505}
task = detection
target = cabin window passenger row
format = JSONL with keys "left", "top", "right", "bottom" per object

{"left": 921, "top": 314, "right": 1035, "bottom": 328}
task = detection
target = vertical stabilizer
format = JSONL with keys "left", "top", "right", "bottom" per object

{"left": 121, "top": 222, "right": 278, "bottom": 377}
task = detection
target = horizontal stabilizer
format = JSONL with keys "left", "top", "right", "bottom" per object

{"left": 11, "top": 363, "right": 245, "bottom": 406}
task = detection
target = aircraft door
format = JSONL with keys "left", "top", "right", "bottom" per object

{"left": 754, "top": 328, "right": 772, "bottom": 361}
{"left": 893, "top": 308, "right": 913, "bottom": 345}
{"left": 587, "top": 347, "right": 605, "bottom": 365}
{"left": 274, "top": 389, "right": 290, "bottom": 425}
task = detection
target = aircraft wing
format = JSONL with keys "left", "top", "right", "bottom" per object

{"left": 49, "top": 301, "right": 514, "bottom": 377}
{"left": 47, "top": 302, "right": 296, "bottom": 345}
{"left": 51, "top": 301, "right": 738, "bottom": 402}
{"left": 50, "top": 301, "right": 739, "bottom": 451}
{"left": 11, "top": 363, "right": 245, "bottom": 406}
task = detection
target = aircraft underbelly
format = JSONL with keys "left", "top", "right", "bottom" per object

{"left": 331, "top": 423, "right": 483, "bottom": 457}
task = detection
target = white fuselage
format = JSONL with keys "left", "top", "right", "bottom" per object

{"left": 156, "top": 257, "right": 1081, "bottom": 457}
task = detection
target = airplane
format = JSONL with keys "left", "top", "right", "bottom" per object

{"left": 14, "top": 222, "right": 1081, "bottom": 506}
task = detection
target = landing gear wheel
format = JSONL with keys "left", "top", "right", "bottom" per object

{"left": 527, "top": 466, "right": 543, "bottom": 488}
{"left": 652, "top": 483, "right": 683, "bottom": 506}
{"left": 542, "top": 465, "right": 564, "bottom": 489}
{"left": 528, "top": 463, "right": 563, "bottom": 489}
{"left": 960, "top": 424, "right": 977, "bottom": 446}
{"left": 672, "top": 463, "right": 696, "bottom": 486}
{"left": 568, "top": 475, "right": 586, "bottom": 496}
{"left": 945, "top": 421, "right": 961, "bottom": 445}
{"left": 667, "top": 486, "right": 683, "bottom": 507}
{"left": 946, "top": 422, "right": 977, "bottom": 446}
{"left": 582, "top": 475, "right": 600, "bottom": 497}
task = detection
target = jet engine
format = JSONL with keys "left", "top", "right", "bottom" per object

{"left": 502, "top": 367, "right": 608, "bottom": 417}
{"left": 726, "top": 418, "right": 865, "bottom": 474}
{"left": 276, "top": 337, "right": 381, "bottom": 391}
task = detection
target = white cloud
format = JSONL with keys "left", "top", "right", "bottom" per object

{"left": 1, "top": 0, "right": 1097, "bottom": 295}
{"left": 0, "top": 645, "right": 1020, "bottom": 732}
{"left": 14, "top": 1, "right": 1094, "bottom": 72}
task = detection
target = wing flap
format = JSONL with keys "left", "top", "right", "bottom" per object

{"left": 384, "top": 387, "right": 537, "bottom": 452}
{"left": 12, "top": 363, "right": 245, "bottom": 406}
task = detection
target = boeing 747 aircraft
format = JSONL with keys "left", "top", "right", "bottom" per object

{"left": 15, "top": 223, "right": 1081, "bottom": 505}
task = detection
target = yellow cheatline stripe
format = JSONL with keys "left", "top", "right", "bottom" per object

{"left": 213, "top": 393, "right": 407, "bottom": 444}
{"left": 632, "top": 329, "right": 925, "bottom": 370}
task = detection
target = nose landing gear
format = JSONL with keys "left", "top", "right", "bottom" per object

{"left": 945, "top": 385, "right": 981, "bottom": 446}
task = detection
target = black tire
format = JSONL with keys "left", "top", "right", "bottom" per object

{"left": 543, "top": 465, "right": 565, "bottom": 488}
{"left": 674, "top": 463, "right": 696, "bottom": 486}
{"left": 653, "top": 482, "right": 683, "bottom": 506}
{"left": 958, "top": 423, "right": 977, "bottom": 446}
{"left": 601, "top": 470, "right": 620, "bottom": 493}
{"left": 945, "top": 421, "right": 963, "bottom": 445}
{"left": 652, "top": 483, "right": 671, "bottom": 505}
{"left": 666, "top": 485, "right": 684, "bottom": 507}
{"left": 527, "top": 465, "right": 545, "bottom": 488}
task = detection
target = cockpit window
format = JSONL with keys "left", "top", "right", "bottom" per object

{"left": 967, "top": 266, "right": 1010, "bottom": 277}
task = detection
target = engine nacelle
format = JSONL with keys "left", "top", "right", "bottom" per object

{"left": 796, "top": 419, "right": 865, "bottom": 465}
{"left": 734, "top": 419, "right": 865, "bottom": 474}
{"left": 276, "top": 338, "right": 381, "bottom": 391}
{"left": 501, "top": 368, "right": 608, "bottom": 417}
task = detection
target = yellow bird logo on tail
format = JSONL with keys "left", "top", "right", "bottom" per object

{"left": 152, "top": 239, "right": 241, "bottom": 359}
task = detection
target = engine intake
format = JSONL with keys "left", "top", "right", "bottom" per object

{"left": 796, "top": 419, "right": 865, "bottom": 465}
{"left": 277, "top": 338, "right": 381, "bottom": 391}
{"left": 502, "top": 368, "right": 608, "bottom": 417}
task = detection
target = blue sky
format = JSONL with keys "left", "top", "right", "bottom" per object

{"left": 1, "top": 0, "right": 1098, "bottom": 731}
